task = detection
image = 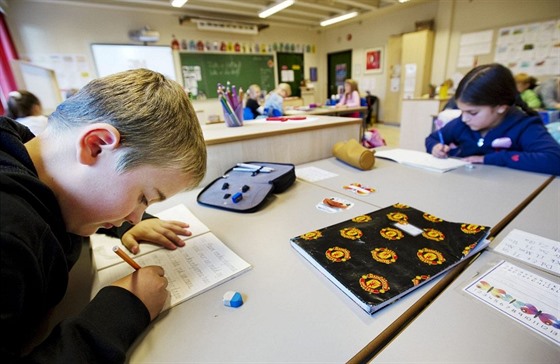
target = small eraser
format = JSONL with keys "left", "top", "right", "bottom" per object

{"left": 232, "top": 192, "right": 243, "bottom": 203}
{"left": 223, "top": 291, "right": 243, "bottom": 307}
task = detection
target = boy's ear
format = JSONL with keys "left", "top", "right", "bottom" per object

{"left": 77, "top": 124, "right": 121, "bottom": 165}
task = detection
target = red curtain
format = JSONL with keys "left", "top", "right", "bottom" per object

{"left": 0, "top": 12, "right": 19, "bottom": 115}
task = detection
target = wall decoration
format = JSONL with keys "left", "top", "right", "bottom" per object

{"left": 364, "top": 47, "right": 383, "bottom": 74}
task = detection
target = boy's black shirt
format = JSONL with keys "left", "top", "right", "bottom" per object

{"left": 0, "top": 117, "right": 150, "bottom": 363}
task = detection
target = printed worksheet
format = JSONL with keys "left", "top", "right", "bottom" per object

{"left": 296, "top": 166, "right": 338, "bottom": 182}
{"left": 464, "top": 260, "right": 559, "bottom": 346}
{"left": 493, "top": 229, "right": 560, "bottom": 276}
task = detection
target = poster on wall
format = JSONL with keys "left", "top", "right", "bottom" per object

{"left": 493, "top": 19, "right": 560, "bottom": 76}
{"left": 364, "top": 47, "right": 383, "bottom": 74}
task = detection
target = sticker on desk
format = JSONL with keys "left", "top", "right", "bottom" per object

{"left": 493, "top": 229, "right": 560, "bottom": 276}
{"left": 342, "top": 182, "right": 376, "bottom": 195}
{"left": 317, "top": 197, "right": 354, "bottom": 213}
{"left": 464, "top": 260, "right": 560, "bottom": 346}
{"left": 296, "top": 166, "right": 338, "bottom": 182}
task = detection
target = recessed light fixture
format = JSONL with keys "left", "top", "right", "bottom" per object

{"left": 171, "top": 0, "right": 188, "bottom": 8}
{"left": 259, "top": 0, "right": 295, "bottom": 19}
{"left": 320, "top": 11, "right": 358, "bottom": 27}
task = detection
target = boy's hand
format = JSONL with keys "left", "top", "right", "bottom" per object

{"left": 121, "top": 219, "right": 191, "bottom": 254}
{"left": 111, "top": 266, "right": 169, "bottom": 320}
{"left": 431, "top": 143, "right": 450, "bottom": 159}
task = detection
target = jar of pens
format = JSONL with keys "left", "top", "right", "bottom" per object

{"left": 218, "top": 82, "right": 244, "bottom": 127}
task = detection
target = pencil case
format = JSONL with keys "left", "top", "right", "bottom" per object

{"left": 197, "top": 162, "right": 296, "bottom": 212}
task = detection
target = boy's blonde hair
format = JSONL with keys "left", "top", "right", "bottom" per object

{"left": 276, "top": 83, "right": 292, "bottom": 97}
{"left": 48, "top": 68, "right": 207, "bottom": 187}
{"left": 247, "top": 84, "right": 261, "bottom": 99}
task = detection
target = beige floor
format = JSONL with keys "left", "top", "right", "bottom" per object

{"left": 370, "top": 122, "right": 400, "bottom": 147}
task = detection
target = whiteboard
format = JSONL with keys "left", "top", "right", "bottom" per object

{"left": 10, "top": 60, "right": 63, "bottom": 115}
{"left": 91, "top": 44, "right": 177, "bottom": 81}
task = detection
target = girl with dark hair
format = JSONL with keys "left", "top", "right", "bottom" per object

{"left": 5, "top": 90, "right": 48, "bottom": 135}
{"left": 426, "top": 63, "right": 560, "bottom": 175}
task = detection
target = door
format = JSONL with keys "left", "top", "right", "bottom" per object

{"left": 327, "top": 50, "right": 352, "bottom": 100}
{"left": 276, "top": 52, "right": 304, "bottom": 97}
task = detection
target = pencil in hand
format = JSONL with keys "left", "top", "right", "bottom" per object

{"left": 113, "top": 246, "right": 142, "bottom": 271}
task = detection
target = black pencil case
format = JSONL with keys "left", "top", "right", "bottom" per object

{"left": 197, "top": 162, "right": 296, "bottom": 213}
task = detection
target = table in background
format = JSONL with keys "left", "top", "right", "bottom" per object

{"left": 201, "top": 115, "right": 361, "bottom": 186}
{"left": 284, "top": 105, "right": 367, "bottom": 117}
{"left": 373, "top": 178, "right": 559, "bottom": 363}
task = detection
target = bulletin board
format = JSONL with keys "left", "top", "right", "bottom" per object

{"left": 10, "top": 60, "right": 63, "bottom": 115}
{"left": 457, "top": 18, "right": 560, "bottom": 77}
{"left": 179, "top": 52, "right": 276, "bottom": 98}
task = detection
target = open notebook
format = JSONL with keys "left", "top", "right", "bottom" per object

{"left": 90, "top": 204, "right": 251, "bottom": 310}
{"left": 375, "top": 148, "right": 470, "bottom": 172}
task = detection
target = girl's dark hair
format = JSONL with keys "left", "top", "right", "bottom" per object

{"left": 6, "top": 90, "right": 41, "bottom": 119}
{"left": 455, "top": 63, "right": 538, "bottom": 116}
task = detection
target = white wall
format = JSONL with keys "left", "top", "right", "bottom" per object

{"left": 5, "top": 0, "right": 559, "bottom": 122}
{"left": 4, "top": 0, "right": 321, "bottom": 87}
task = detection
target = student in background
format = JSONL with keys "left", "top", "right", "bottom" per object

{"left": 535, "top": 77, "right": 560, "bottom": 109}
{"left": 426, "top": 63, "right": 560, "bottom": 175}
{"left": 244, "top": 84, "right": 262, "bottom": 120}
{"left": 263, "top": 83, "right": 291, "bottom": 117}
{"left": 336, "top": 79, "right": 361, "bottom": 118}
{"left": 5, "top": 90, "right": 49, "bottom": 135}
{"left": 0, "top": 69, "right": 207, "bottom": 362}
{"left": 514, "top": 73, "right": 542, "bottom": 109}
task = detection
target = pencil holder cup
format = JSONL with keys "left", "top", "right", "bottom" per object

{"left": 223, "top": 103, "right": 244, "bottom": 127}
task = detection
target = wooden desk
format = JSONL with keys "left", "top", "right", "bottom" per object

{"left": 373, "top": 178, "right": 559, "bottom": 363}
{"left": 284, "top": 105, "right": 367, "bottom": 117}
{"left": 200, "top": 115, "right": 361, "bottom": 186}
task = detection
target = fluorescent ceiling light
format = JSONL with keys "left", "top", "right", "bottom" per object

{"left": 171, "top": 0, "right": 188, "bottom": 8}
{"left": 320, "top": 11, "right": 358, "bottom": 27}
{"left": 259, "top": 0, "right": 295, "bottom": 19}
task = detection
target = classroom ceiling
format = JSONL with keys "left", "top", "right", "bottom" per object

{"left": 33, "top": 0, "right": 429, "bottom": 30}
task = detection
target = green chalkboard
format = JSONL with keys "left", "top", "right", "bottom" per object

{"left": 179, "top": 53, "right": 276, "bottom": 99}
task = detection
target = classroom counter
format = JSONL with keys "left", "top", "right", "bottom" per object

{"left": 200, "top": 115, "right": 361, "bottom": 186}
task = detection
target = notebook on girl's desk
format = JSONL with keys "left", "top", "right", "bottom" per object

{"left": 90, "top": 204, "right": 251, "bottom": 310}
{"left": 375, "top": 148, "right": 470, "bottom": 172}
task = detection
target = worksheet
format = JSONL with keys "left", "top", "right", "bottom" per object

{"left": 464, "top": 260, "right": 559, "bottom": 346}
{"left": 493, "top": 229, "right": 560, "bottom": 276}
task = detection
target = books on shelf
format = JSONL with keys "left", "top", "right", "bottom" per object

{"left": 375, "top": 148, "right": 470, "bottom": 172}
{"left": 290, "top": 203, "right": 490, "bottom": 315}
{"left": 91, "top": 204, "right": 251, "bottom": 310}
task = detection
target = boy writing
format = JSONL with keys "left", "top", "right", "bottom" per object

{"left": 0, "top": 69, "right": 207, "bottom": 362}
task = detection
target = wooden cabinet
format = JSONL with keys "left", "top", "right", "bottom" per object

{"left": 382, "top": 30, "right": 434, "bottom": 124}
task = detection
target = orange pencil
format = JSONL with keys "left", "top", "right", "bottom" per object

{"left": 112, "top": 246, "right": 142, "bottom": 270}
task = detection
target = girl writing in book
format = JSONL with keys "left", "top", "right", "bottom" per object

{"left": 426, "top": 63, "right": 560, "bottom": 175}
{"left": 6, "top": 90, "right": 48, "bottom": 136}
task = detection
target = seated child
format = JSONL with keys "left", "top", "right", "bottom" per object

{"left": 336, "top": 79, "right": 361, "bottom": 118}
{"left": 244, "top": 84, "right": 262, "bottom": 120}
{"left": 514, "top": 73, "right": 542, "bottom": 109}
{"left": 426, "top": 63, "right": 560, "bottom": 175}
{"left": 6, "top": 90, "right": 49, "bottom": 135}
{"left": 263, "top": 83, "right": 291, "bottom": 117}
